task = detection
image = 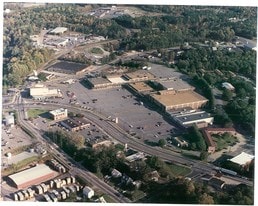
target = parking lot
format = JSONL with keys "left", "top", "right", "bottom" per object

{"left": 1, "top": 126, "right": 35, "bottom": 168}
{"left": 48, "top": 80, "right": 178, "bottom": 143}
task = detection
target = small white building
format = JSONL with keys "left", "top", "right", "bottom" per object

{"left": 5, "top": 115, "right": 15, "bottom": 127}
{"left": 222, "top": 82, "right": 235, "bottom": 91}
{"left": 83, "top": 186, "right": 94, "bottom": 199}
{"left": 49, "top": 108, "right": 68, "bottom": 120}
{"left": 229, "top": 152, "right": 254, "bottom": 168}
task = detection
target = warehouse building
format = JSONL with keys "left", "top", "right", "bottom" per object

{"left": 30, "top": 84, "right": 62, "bottom": 100}
{"left": 59, "top": 117, "right": 90, "bottom": 132}
{"left": 169, "top": 110, "right": 214, "bottom": 128}
{"left": 49, "top": 108, "right": 68, "bottom": 120}
{"left": 150, "top": 90, "right": 208, "bottom": 111}
{"left": 8, "top": 164, "right": 57, "bottom": 189}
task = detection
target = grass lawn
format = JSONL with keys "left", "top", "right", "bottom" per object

{"left": 212, "top": 132, "right": 238, "bottom": 151}
{"left": 166, "top": 162, "right": 192, "bottom": 177}
{"left": 102, "top": 194, "right": 116, "bottom": 203}
{"left": 27, "top": 109, "right": 49, "bottom": 119}
{"left": 90, "top": 47, "right": 104, "bottom": 54}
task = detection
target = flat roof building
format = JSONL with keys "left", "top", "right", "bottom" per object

{"left": 169, "top": 110, "right": 213, "bottom": 128}
{"left": 59, "top": 117, "right": 90, "bottom": 132}
{"left": 49, "top": 108, "right": 68, "bottom": 120}
{"left": 150, "top": 90, "right": 208, "bottom": 111}
{"left": 86, "top": 77, "right": 112, "bottom": 89}
{"left": 123, "top": 70, "right": 156, "bottom": 82}
{"left": 106, "top": 75, "right": 127, "bottom": 84}
{"left": 158, "top": 78, "right": 194, "bottom": 92}
{"left": 127, "top": 82, "right": 154, "bottom": 95}
{"left": 30, "top": 85, "right": 61, "bottom": 100}
{"left": 8, "top": 164, "right": 57, "bottom": 189}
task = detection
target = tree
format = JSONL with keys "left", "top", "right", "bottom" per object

{"left": 158, "top": 139, "right": 166, "bottom": 148}
{"left": 222, "top": 88, "right": 233, "bottom": 101}
{"left": 198, "top": 193, "right": 214, "bottom": 204}
{"left": 188, "top": 125, "right": 206, "bottom": 151}
{"left": 199, "top": 151, "right": 209, "bottom": 161}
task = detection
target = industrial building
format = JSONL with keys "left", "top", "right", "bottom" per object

{"left": 8, "top": 164, "right": 57, "bottom": 189}
{"left": 150, "top": 90, "right": 208, "bottom": 111}
{"left": 30, "top": 84, "right": 62, "bottom": 100}
{"left": 168, "top": 110, "right": 214, "bottom": 128}
{"left": 49, "top": 108, "right": 68, "bottom": 120}
{"left": 49, "top": 27, "right": 68, "bottom": 35}
{"left": 59, "top": 117, "right": 90, "bottom": 132}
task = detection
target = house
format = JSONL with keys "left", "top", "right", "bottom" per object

{"left": 111, "top": 169, "right": 122, "bottom": 178}
{"left": 83, "top": 186, "right": 94, "bottom": 199}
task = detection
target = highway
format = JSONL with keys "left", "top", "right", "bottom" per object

{"left": 10, "top": 99, "right": 253, "bottom": 188}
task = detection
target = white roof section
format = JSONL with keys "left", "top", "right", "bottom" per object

{"left": 8, "top": 164, "right": 55, "bottom": 186}
{"left": 222, "top": 82, "right": 235, "bottom": 90}
{"left": 230, "top": 152, "right": 254, "bottom": 166}
{"left": 50, "top": 27, "right": 68, "bottom": 34}
{"left": 106, "top": 76, "right": 127, "bottom": 84}
{"left": 50, "top": 108, "right": 67, "bottom": 115}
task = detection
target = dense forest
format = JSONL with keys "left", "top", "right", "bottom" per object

{"left": 3, "top": 4, "right": 257, "bottom": 87}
